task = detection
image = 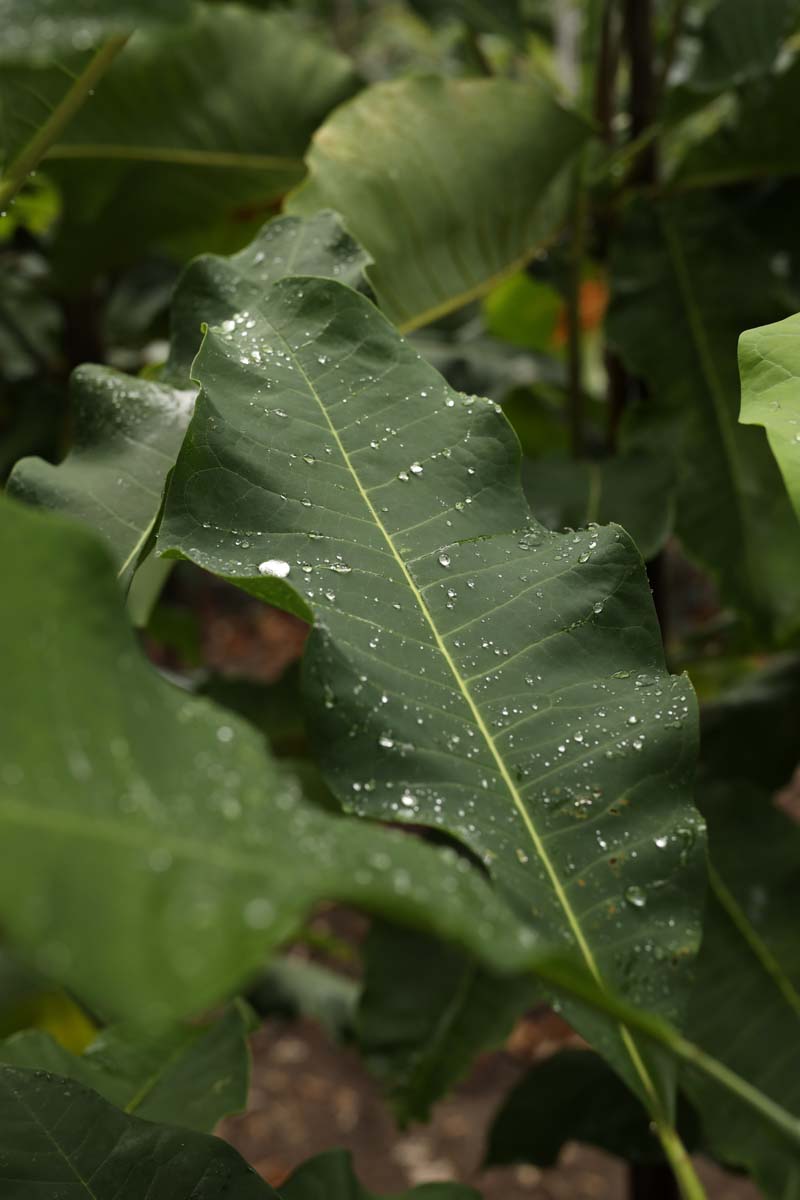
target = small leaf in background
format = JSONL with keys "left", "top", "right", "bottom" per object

{"left": 686, "top": 0, "right": 800, "bottom": 92}
{"left": 483, "top": 272, "right": 562, "bottom": 353}
{"left": 0, "top": 1000, "right": 253, "bottom": 1132}
{"left": 357, "top": 922, "right": 536, "bottom": 1124}
{"left": 288, "top": 76, "right": 591, "bottom": 330}
{"left": 739, "top": 313, "right": 800, "bottom": 526}
{"left": 0, "top": 1065, "right": 279, "bottom": 1199}
{"left": 486, "top": 1048, "right": 699, "bottom": 1167}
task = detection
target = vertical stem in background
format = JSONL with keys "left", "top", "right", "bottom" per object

{"left": 0, "top": 34, "right": 130, "bottom": 210}
{"left": 624, "top": 0, "right": 658, "bottom": 182}
{"left": 565, "top": 156, "right": 588, "bottom": 459}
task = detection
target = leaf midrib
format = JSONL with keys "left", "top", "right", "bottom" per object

{"left": 46, "top": 143, "right": 303, "bottom": 171}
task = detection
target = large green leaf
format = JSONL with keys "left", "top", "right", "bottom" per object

{"left": 683, "top": 662, "right": 800, "bottom": 1193}
{"left": 280, "top": 1149, "right": 480, "bottom": 1199}
{"left": 37, "top": 6, "right": 359, "bottom": 277}
{"left": 0, "top": 1001, "right": 252, "bottom": 1131}
{"left": 7, "top": 369, "right": 194, "bottom": 588}
{"left": 157, "top": 274, "right": 705, "bottom": 1111}
{"left": 739, "top": 312, "right": 800, "bottom": 527}
{"left": 0, "top": 1065, "right": 279, "bottom": 1199}
{"left": 287, "top": 75, "right": 590, "bottom": 330}
{"left": 0, "top": 0, "right": 191, "bottom": 62}
{"left": 0, "top": 495, "right": 543, "bottom": 1026}
{"left": 608, "top": 196, "right": 800, "bottom": 635}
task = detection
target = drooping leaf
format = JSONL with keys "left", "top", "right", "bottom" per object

{"left": 486, "top": 1048, "right": 700, "bottom": 1167}
{"left": 0, "top": 495, "right": 544, "bottom": 1025}
{"left": 280, "top": 1149, "right": 481, "bottom": 1199}
{"left": 248, "top": 957, "right": 359, "bottom": 1042}
{"left": 739, "top": 312, "right": 800, "bottom": 527}
{"left": 157, "top": 273, "right": 706, "bottom": 1111}
{"left": 7, "top": 369, "right": 195, "bottom": 588}
{"left": 608, "top": 196, "right": 800, "bottom": 635}
{"left": 37, "top": 6, "right": 360, "bottom": 278}
{"left": 165, "top": 210, "right": 370, "bottom": 387}
{"left": 0, "top": 0, "right": 191, "bottom": 63}
{"left": 0, "top": 1065, "right": 279, "bottom": 1199}
{"left": 287, "top": 75, "right": 590, "bottom": 330}
{"left": 357, "top": 922, "right": 536, "bottom": 1123}
{"left": 682, "top": 661, "right": 800, "bottom": 1193}
{"left": 522, "top": 451, "right": 675, "bottom": 561}
{"left": 0, "top": 1001, "right": 253, "bottom": 1131}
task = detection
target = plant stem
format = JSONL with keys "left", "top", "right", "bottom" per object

{"left": 565, "top": 153, "right": 588, "bottom": 459}
{"left": 0, "top": 34, "right": 130, "bottom": 211}
{"left": 623, "top": 0, "right": 658, "bottom": 182}
{"left": 651, "top": 1123, "right": 706, "bottom": 1200}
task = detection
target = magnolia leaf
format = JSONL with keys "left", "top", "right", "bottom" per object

{"left": 158, "top": 274, "right": 706, "bottom": 1111}
{"left": 608, "top": 196, "right": 800, "bottom": 635}
{"left": 486, "top": 1048, "right": 699, "bottom": 1167}
{"left": 682, "top": 662, "right": 800, "bottom": 1194}
{"left": 7, "top": 369, "right": 195, "bottom": 589}
{"left": 0, "top": 0, "right": 191, "bottom": 63}
{"left": 287, "top": 75, "right": 590, "bottom": 330}
{"left": 0, "top": 1000, "right": 253, "bottom": 1132}
{"left": 166, "top": 210, "right": 370, "bottom": 387}
{"left": 0, "top": 496, "right": 544, "bottom": 1025}
{"left": 522, "top": 451, "right": 675, "bottom": 561}
{"left": 280, "top": 1149, "right": 480, "bottom": 1199}
{"left": 0, "top": 1065, "right": 279, "bottom": 1199}
{"left": 38, "top": 6, "right": 359, "bottom": 278}
{"left": 739, "top": 312, "right": 800, "bottom": 527}
{"left": 357, "top": 923, "right": 536, "bottom": 1123}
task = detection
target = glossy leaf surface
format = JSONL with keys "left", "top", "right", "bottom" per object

{"left": 0, "top": 1001, "right": 252, "bottom": 1131}
{"left": 0, "top": 1065, "right": 278, "bottom": 1199}
{"left": 158, "top": 274, "right": 705, "bottom": 1104}
{"left": 288, "top": 76, "right": 590, "bottom": 330}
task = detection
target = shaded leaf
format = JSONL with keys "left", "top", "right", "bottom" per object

{"left": 288, "top": 75, "right": 590, "bottom": 330}
{"left": 0, "top": 1065, "right": 279, "bottom": 1198}
{"left": 157, "top": 273, "right": 705, "bottom": 1109}
{"left": 40, "top": 7, "right": 360, "bottom": 278}
{"left": 683, "top": 662, "right": 800, "bottom": 1193}
{"left": 486, "top": 1048, "right": 699, "bottom": 1167}
{"left": 739, "top": 312, "right": 800, "bottom": 526}
{"left": 357, "top": 922, "right": 536, "bottom": 1123}
{"left": 280, "top": 1149, "right": 480, "bottom": 1199}
{"left": 608, "top": 196, "right": 800, "bottom": 635}
{"left": 687, "top": 0, "right": 800, "bottom": 92}
{"left": 0, "top": 1001, "right": 253, "bottom": 1131}
{"left": 522, "top": 451, "right": 675, "bottom": 560}
{"left": 248, "top": 957, "right": 358, "bottom": 1042}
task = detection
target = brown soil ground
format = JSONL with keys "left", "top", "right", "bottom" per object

{"left": 221, "top": 1012, "right": 760, "bottom": 1199}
